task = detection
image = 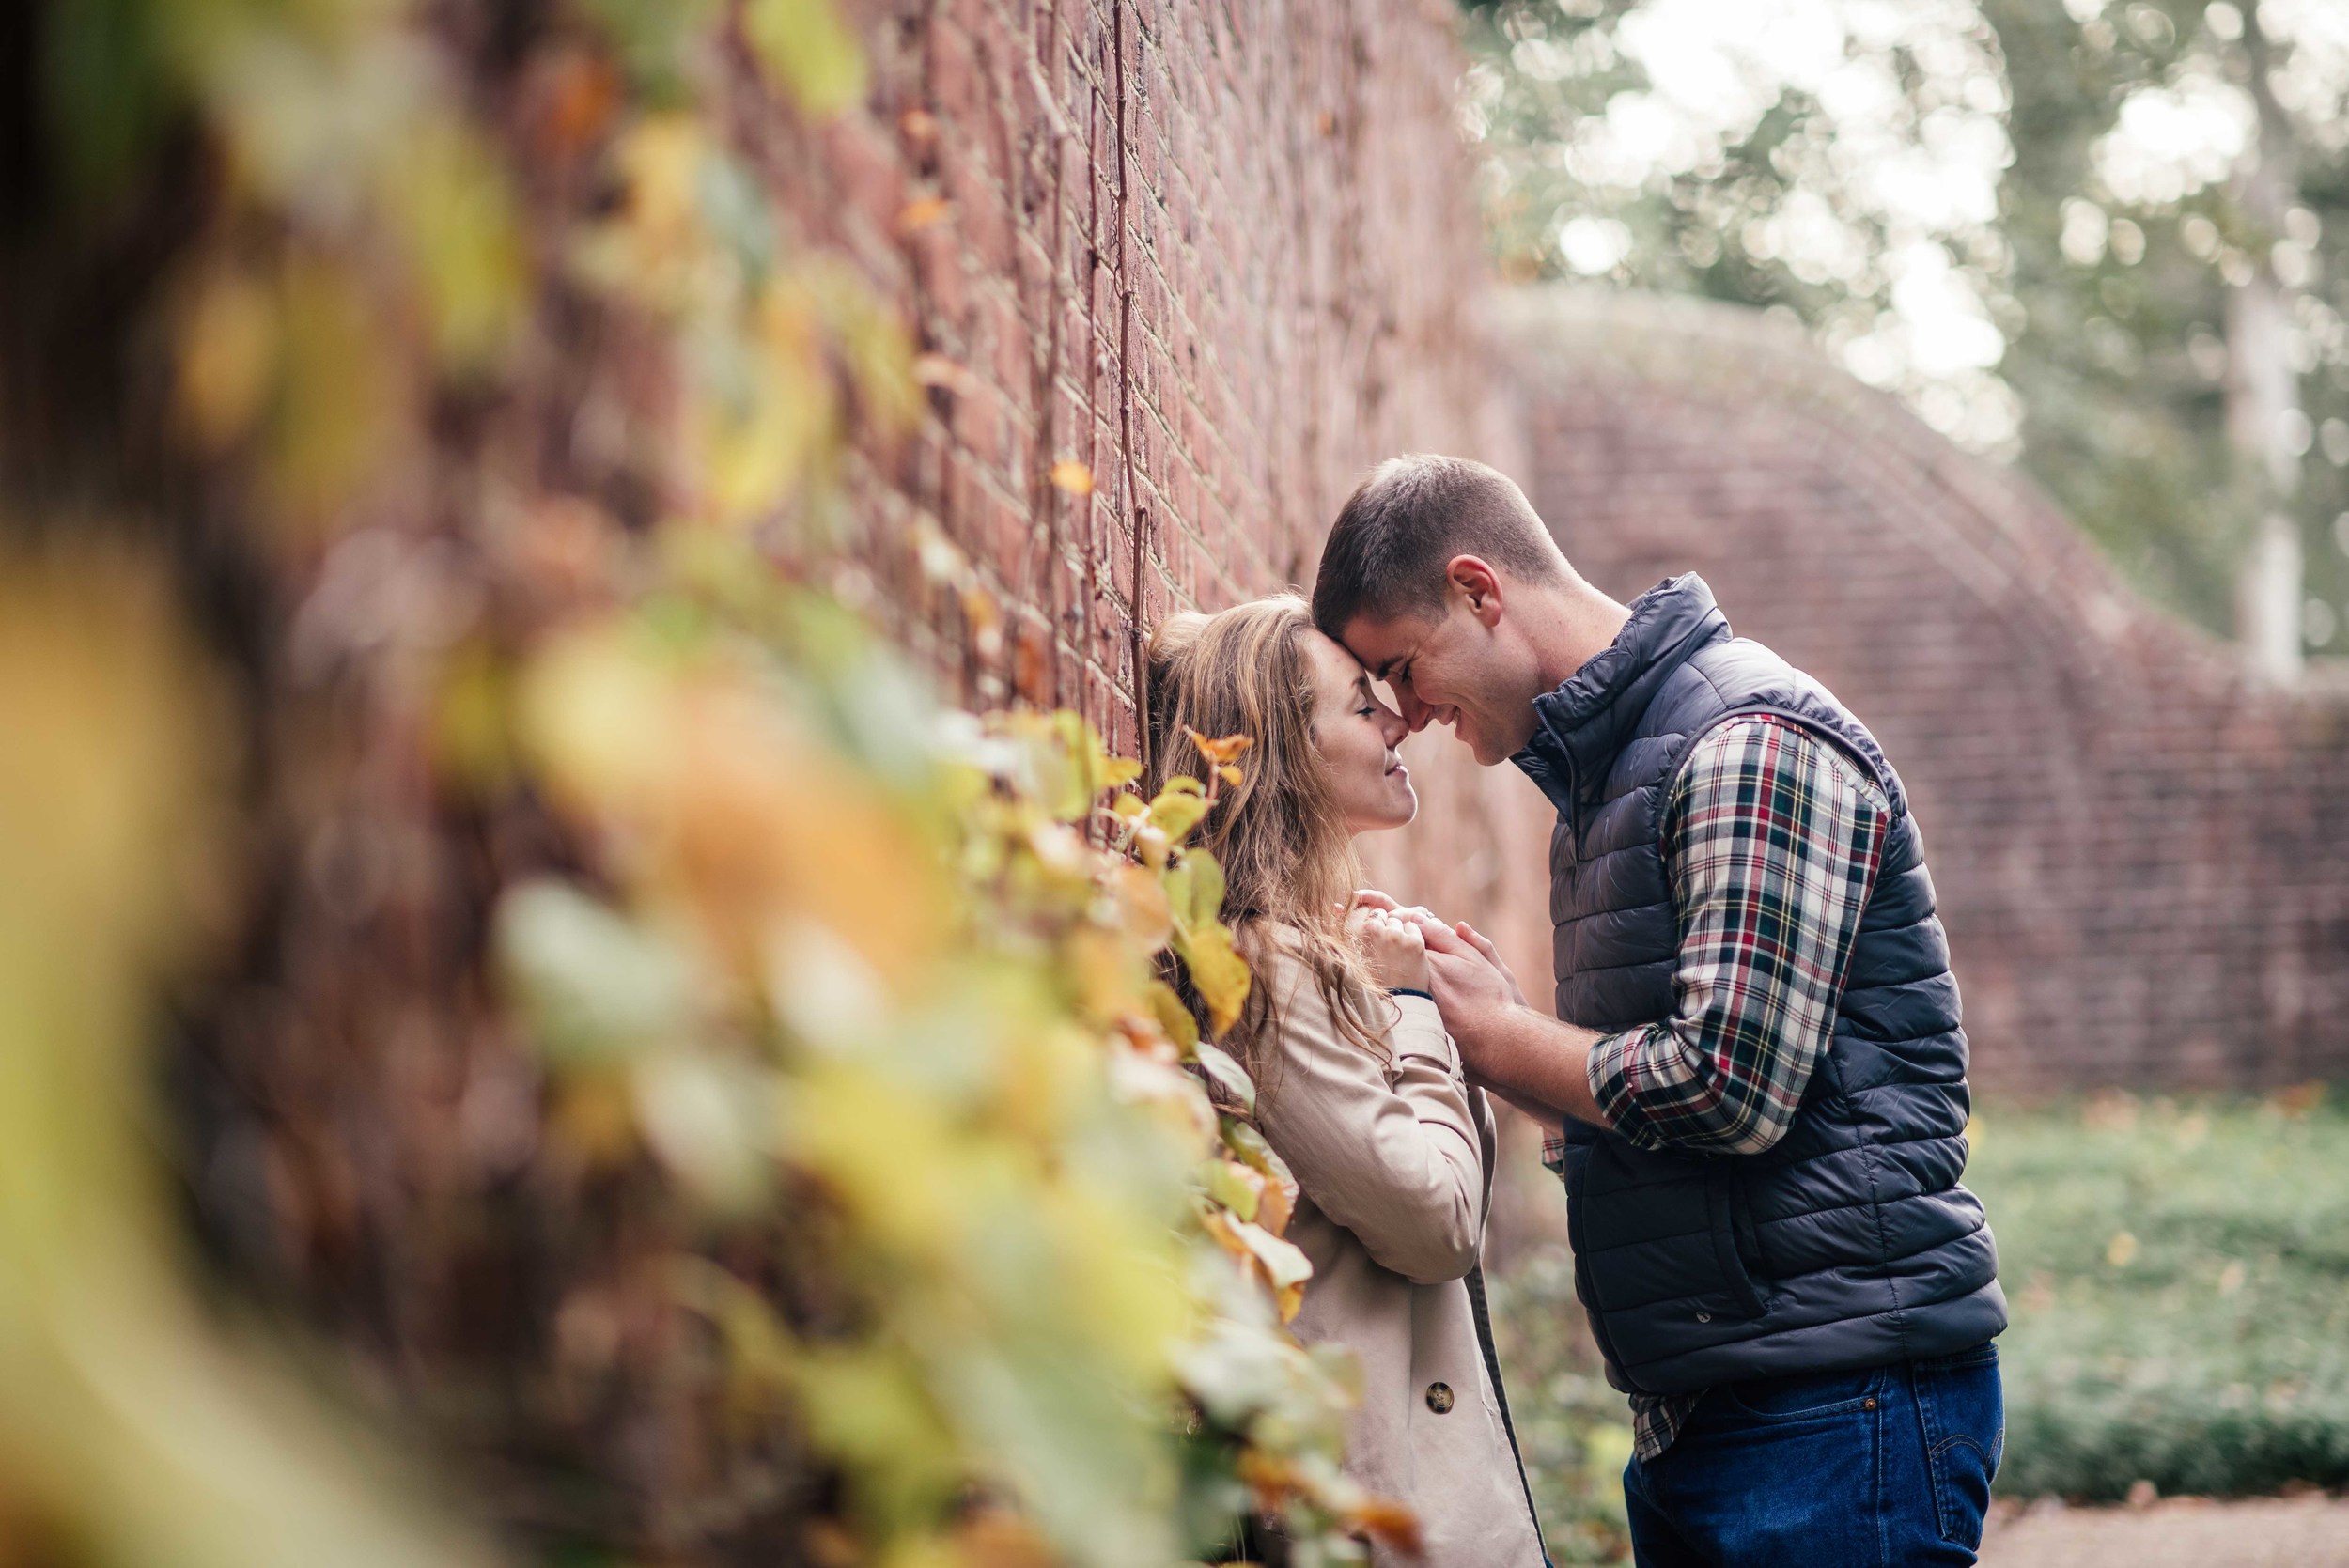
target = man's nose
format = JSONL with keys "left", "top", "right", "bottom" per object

{"left": 1395, "top": 691, "right": 1435, "bottom": 734}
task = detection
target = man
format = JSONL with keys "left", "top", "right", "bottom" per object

{"left": 1314, "top": 454, "right": 2007, "bottom": 1567}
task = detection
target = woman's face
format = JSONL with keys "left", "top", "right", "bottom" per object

{"left": 1304, "top": 629, "right": 1417, "bottom": 834}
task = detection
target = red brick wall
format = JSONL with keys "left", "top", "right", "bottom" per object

{"left": 1494, "top": 287, "right": 2349, "bottom": 1093}
{"left": 779, "top": 0, "right": 1554, "bottom": 968}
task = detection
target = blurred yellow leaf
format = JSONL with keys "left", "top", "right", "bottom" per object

{"left": 1200, "top": 1159, "right": 1265, "bottom": 1224}
{"left": 743, "top": 0, "right": 871, "bottom": 120}
{"left": 1112, "top": 863, "right": 1173, "bottom": 952}
{"left": 520, "top": 626, "right": 942, "bottom": 977}
{"left": 894, "top": 195, "right": 953, "bottom": 235}
{"left": 1049, "top": 460, "right": 1095, "bottom": 496}
{"left": 174, "top": 266, "right": 279, "bottom": 449}
{"left": 385, "top": 121, "right": 527, "bottom": 369}
{"left": 1221, "top": 1119, "right": 1299, "bottom": 1236}
{"left": 809, "top": 263, "right": 921, "bottom": 434}
{"left": 692, "top": 280, "right": 837, "bottom": 526}
{"left": 1142, "top": 979, "right": 1198, "bottom": 1052}
{"left": 1346, "top": 1497, "right": 1423, "bottom": 1555}
{"left": 265, "top": 257, "right": 403, "bottom": 527}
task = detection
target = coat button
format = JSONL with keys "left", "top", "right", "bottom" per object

{"left": 1695, "top": 1311, "right": 1712, "bottom": 1324}
{"left": 1424, "top": 1382, "right": 1454, "bottom": 1414}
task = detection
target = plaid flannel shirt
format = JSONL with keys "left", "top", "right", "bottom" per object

{"left": 1542, "top": 715, "right": 1890, "bottom": 1458}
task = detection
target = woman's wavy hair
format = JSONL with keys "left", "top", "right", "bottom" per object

{"left": 1145, "top": 595, "right": 1390, "bottom": 1093}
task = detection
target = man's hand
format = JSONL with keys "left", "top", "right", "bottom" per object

{"left": 1418, "top": 920, "right": 1517, "bottom": 1056}
{"left": 1446, "top": 919, "right": 1528, "bottom": 1009}
{"left": 1353, "top": 893, "right": 1530, "bottom": 1009}
{"left": 1419, "top": 921, "right": 1614, "bottom": 1131}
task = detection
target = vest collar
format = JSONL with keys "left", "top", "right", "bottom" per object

{"left": 1511, "top": 574, "right": 1733, "bottom": 817}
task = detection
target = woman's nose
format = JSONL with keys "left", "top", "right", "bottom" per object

{"left": 1379, "top": 703, "right": 1411, "bottom": 744}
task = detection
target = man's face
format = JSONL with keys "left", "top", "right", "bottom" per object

{"left": 1339, "top": 578, "right": 1548, "bottom": 766}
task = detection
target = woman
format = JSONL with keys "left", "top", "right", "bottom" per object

{"left": 1148, "top": 596, "right": 1547, "bottom": 1568}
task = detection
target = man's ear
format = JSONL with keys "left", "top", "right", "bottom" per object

{"left": 1445, "top": 555, "right": 1505, "bottom": 627}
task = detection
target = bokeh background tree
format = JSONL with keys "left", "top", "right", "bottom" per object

{"left": 1464, "top": 0, "right": 2349, "bottom": 670}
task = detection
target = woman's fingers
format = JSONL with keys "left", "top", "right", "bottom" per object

{"left": 1352, "top": 888, "right": 1401, "bottom": 911}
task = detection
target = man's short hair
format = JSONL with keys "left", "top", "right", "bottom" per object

{"left": 1311, "top": 455, "right": 1567, "bottom": 637}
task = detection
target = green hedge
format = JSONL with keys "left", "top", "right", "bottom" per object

{"left": 1487, "top": 1090, "right": 2349, "bottom": 1561}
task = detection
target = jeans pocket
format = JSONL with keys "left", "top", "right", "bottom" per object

{"left": 1719, "top": 1361, "right": 1885, "bottom": 1421}
{"left": 1914, "top": 1343, "right": 2004, "bottom": 1545}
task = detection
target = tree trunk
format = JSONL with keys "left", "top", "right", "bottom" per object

{"left": 2230, "top": 5, "right": 2305, "bottom": 684}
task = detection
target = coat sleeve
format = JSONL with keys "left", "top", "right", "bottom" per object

{"left": 1252, "top": 955, "right": 1487, "bottom": 1285}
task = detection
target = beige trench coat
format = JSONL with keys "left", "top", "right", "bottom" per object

{"left": 1253, "top": 952, "right": 1548, "bottom": 1568}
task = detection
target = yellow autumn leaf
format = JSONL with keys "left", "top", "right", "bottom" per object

{"left": 1177, "top": 920, "right": 1251, "bottom": 1036}
{"left": 1186, "top": 728, "right": 1253, "bottom": 767}
{"left": 1161, "top": 848, "right": 1226, "bottom": 934}
{"left": 384, "top": 120, "right": 527, "bottom": 370}
{"left": 743, "top": 0, "right": 871, "bottom": 120}
{"left": 691, "top": 280, "right": 837, "bottom": 526}
{"left": 1145, "top": 781, "right": 1213, "bottom": 847}
{"left": 1221, "top": 1120, "right": 1299, "bottom": 1236}
{"left": 1049, "top": 460, "right": 1095, "bottom": 495}
{"left": 808, "top": 260, "right": 920, "bottom": 434}
{"left": 1143, "top": 978, "right": 1199, "bottom": 1052}
{"left": 1200, "top": 1159, "right": 1265, "bottom": 1223}
{"left": 1112, "top": 862, "right": 1173, "bottom": 952}
{"left": 265, "top": 257, "right": 403, "bottom": 528}
{"left": 174, "top": 266, "right": 278, "bottom": 450}
{"left": 894, "top": 195, "right": 954, "bottom": 235}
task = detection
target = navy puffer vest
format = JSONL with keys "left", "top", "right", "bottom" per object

{"left": 1513, "top": 575, "right": 2005, "bottom": 1398}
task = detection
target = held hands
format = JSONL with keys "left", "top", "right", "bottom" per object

{"left": 1351, "top": 891, "right": 1574, "bottom": 1130}
{"left": 1351, "top": 890, "right": 1527, "bottom": 1008}
{"left": 1350, "top": 890, "right": 1527, "bottom": 1041}
{"left": 1417, "top": 920, "right": 1517, "bottom": 1053}
{"left": 1345, "top": 902, "right": 1432, "bottom": 993}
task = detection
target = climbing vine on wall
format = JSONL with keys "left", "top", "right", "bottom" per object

{"left": 2, "top": 0, "right": 1401, "bottom": 1564}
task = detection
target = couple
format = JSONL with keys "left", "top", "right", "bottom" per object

{"left": 1151, "top": 456, "right": 2008, "bottom": 1568}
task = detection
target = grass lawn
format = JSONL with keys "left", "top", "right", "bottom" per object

{"left": 1486, "top": 1089, "right": 2349, "bottom": 1563}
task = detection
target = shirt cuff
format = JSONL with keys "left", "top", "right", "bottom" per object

{"left": 1585, "top": 1023, "right": 1666, "bottom": 1150}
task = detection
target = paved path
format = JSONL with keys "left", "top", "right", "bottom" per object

{"left": 1983, "top": 1495, "right": 2349, "bottom": 1566}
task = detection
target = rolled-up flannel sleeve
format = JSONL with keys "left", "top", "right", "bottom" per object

{"left": 1582, "top": 716, "right": 1889, "bottom": 1157}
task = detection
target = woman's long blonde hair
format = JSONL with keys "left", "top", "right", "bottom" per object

{"left": 1146, "top": 595, "right": 1389, "bottom": 1087}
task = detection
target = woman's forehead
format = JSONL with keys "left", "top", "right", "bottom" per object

{"left": 1301, "top": 627, "right": 1369, "bottom": 689}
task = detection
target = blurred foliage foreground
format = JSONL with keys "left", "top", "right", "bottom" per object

{"left": 0, "top": 2, "right": 1404, "bottom": 1567}
{"left": 1487, "top": 1088, "right": 2349, "bottom": 1563}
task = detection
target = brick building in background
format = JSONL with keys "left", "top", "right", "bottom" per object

{"left": 817, "top": 0, "right": 2349, "bottom": 1089}
{"left": 1492, "top": 288, "right": 2349, "bottom": 1092}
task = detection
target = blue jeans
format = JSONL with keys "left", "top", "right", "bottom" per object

{"left": 1624, "top": 1343, "right": 2003, "bottom": 1567}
